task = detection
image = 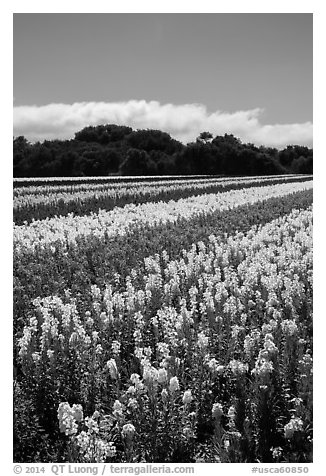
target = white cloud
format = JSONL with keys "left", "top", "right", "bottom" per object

{"left": 13, "top": 100, "right": 313, "bottom": 148}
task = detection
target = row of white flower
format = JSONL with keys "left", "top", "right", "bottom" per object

{"left": 14, "top": 174, "right": 214, "bottom": 183}
{"left": 18, "top": 206, "right": 312, "bottom": 463}
{"left": 19, "top": 205, "right": 312, "bottom": 385}
{"left": 14, "top": 173, "right": 303, "bottom": 186}
{"left": 14, "top": 176, "right": 221, "bottom": 197}
{"left": 14, "top": 180, "right": 313, "bottom": 254}
{"left": 14, "top": 173, "right": 309, "bottom": 202}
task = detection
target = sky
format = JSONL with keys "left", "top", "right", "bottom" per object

{"left": 13, "top": 13, "right": 313, "bottom": 148}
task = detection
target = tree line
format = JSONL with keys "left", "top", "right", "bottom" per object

{"left": 13, "top": 124, "right": 313, "bottom": 177}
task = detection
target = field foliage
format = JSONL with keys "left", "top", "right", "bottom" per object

{"left": 13, "top": 175, "right": 313, "bottom": 463}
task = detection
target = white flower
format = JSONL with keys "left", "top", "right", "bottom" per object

{"left": 111, "top": 340, "right": 121, "bottom": 355}
{"left": 228, "top": 359, "right": 248, "bottom": 376}
{"left": 107, "top": 358, "right": 119, "bottom": 380}
{"left": 143, "top": 365, "right": 158, "bottom": 384}
{"left": 264, "top": 337, "right": 278, "bottom": 355}
{"left": 127, "top": 398, "right": 138, "bottom": 410}
{"left": 157, "top": 342, "right": 170, "bottom": 359}
{"left": 182, "top": 390, "right": 193, "bottom": 405}
{"left": 71, "top": 404, "right": 83, "bottom": 422}
{"left": 284, "top": 417, "right": 304, "bottom": 439}
{"left": 76, "top": 430, "right": 90, "bottom": 450}
{"left": 32, "top": 352, "right": 40, "bottom": 363}
{"left": 130, "top": 373, "right": 141, "bottom": 385}
{"left": 169, "top": 376, "right": 180, "bottom": 393}
{"left": 113, "top": 400, "right": 123, "bottom": 417}
{"left": 197, "top": 331, "right": 209, "bottom": 350}
{"left": 227, "top": 405, "right": 236, "bottom": 420}
{"left": 157, "top": 367, "right": 168, "bottom": 384}
{"left": 207, "top": 358, "right": 224, "bottom": 375}
{"left": 85, "top": 416, "right": 99, "bottom": 434}
{"left": 281, "top": 319, "right": 299, "bottom": 336}
{"left": 252, "top": 358, "right": 274, "bottom": 378}
{"left": 121, "top": 423, "right": 136, "bottom": 439}
{"left": 106, "top": 442, "right": 117, "bottom": 458}
{"left": 161, "top": 388, "right": 168, "bottom": 401}
{"left": 57, "top": 402, "right": 78, "bottom": 436}
{"left": 126, "top": 385, "right": 136, "bottom": 395}
{"left": 212, "top": 402, "right": 223, "bottom": 419}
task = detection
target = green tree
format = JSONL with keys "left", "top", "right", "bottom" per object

{"left": 119, "top": 148, "right": 150, "bottom": 175}
{"left": 196, "top": 131, "right": 213, "bottom": 144}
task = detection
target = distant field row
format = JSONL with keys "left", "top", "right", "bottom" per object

{"left": 13, "top": 174, "right": 220, "bottom": 187}
{"left": 14, "top": 174, "right": 310, "bottom": 197}
{"left": 14, "top": 179, "right": 313, "bottom": 254}
{"left": 13, "top": 174, "right": 312, "bottom": 224}
{"left": 13, "top": 173, "right": 305, "bottom": 188}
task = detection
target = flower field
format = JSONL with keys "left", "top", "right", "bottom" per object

{"left": 13, "top": 174, "right": 313, "bottom": 464}
{"left": 14, "top": 174, "right": 310, "bottom": 223}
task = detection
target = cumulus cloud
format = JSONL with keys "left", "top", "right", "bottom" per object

{"left": 13, "top": 100, "right": 313, "bottom": 148}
